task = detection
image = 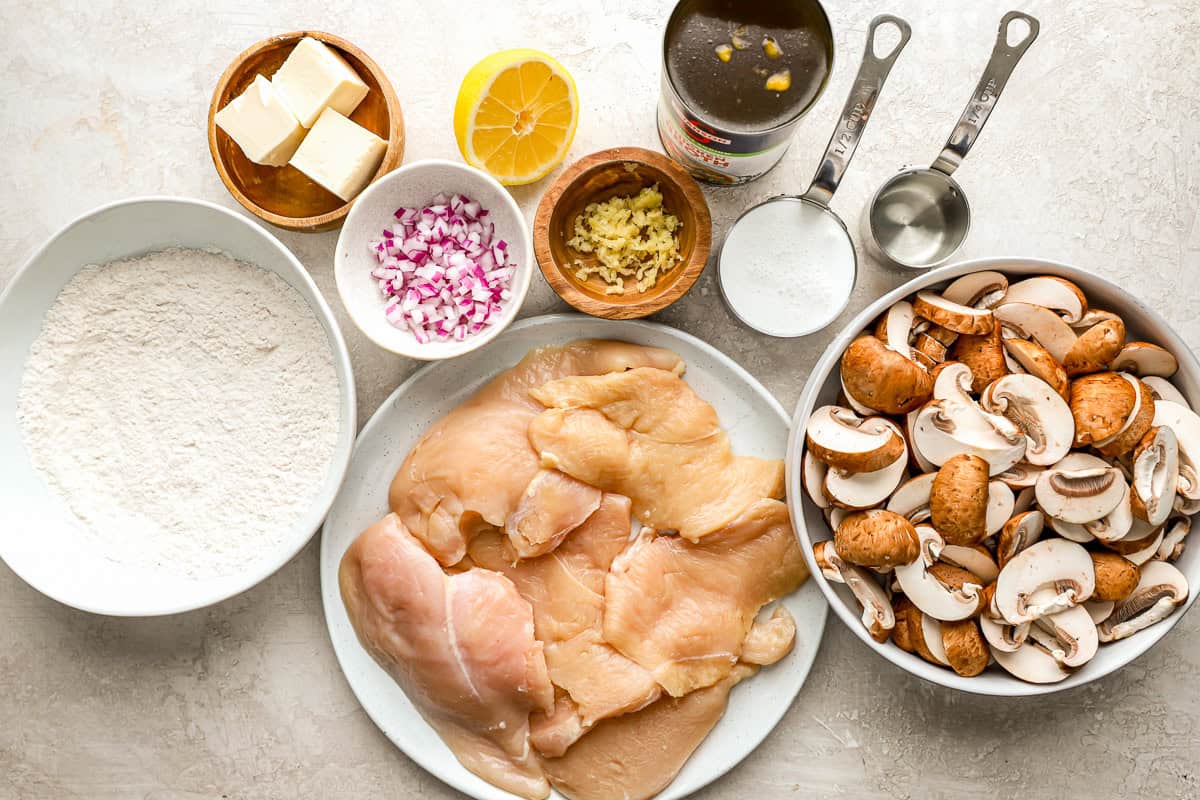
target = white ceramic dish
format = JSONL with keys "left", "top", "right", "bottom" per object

{"left": 786, "top": 257, "right": 1200, "bottom": 696}
{"left": 0, "top": 196, "right": 356, "bottom": 616}
{"left": 320, "top": 314, "right": 827, "bottom": 800}
{"left": 334, "top": 159, "right": 533, "bottom": 360}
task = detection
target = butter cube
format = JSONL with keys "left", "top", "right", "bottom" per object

{"left": 289, "top": 108, "right": 387, "bottom": 201}
{"left": 213, "top": 75, "right": 306, "bottom": 166}
{"left": 272, "top": 37, "right": 370, "bottom": 128}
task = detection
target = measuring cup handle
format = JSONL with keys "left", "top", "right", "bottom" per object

{"left": 931, "top": 10, "right": 1040, "bottom": 176}
{"left": 802, "top": 15, "right": 912, "bottom": 207}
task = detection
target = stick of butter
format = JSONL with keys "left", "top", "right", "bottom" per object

{"left": 289, "top": 108, "right": 387, "bottom": 202}
{"left": 272, "top": 37, "right": 370, "bottom": 128}
{"left": 213, "top": 75, "right": 306, "bottom": 167}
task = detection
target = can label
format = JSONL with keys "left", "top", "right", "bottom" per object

{"left": 656, "top": 74, "right": 793, "bottom": 185}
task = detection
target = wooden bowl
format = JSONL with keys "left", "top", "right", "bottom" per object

{"left": 534, "top": 147, "right": 711, "bottom": 318}
{"left": 207, "top": 31, "right": 404, "bottom": 233}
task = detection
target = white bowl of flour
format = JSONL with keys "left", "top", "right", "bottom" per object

{"left": 0, "top": 197, "right": 355, "bottom": 615}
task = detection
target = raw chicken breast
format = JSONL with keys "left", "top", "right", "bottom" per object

{"left": 740, "top": 606, "right": 799, "bottom": 666}
{"left": 543, "top": 664, "right": 758, "bottom": 800}
{"left": 389, "top": 341, "right": 684, "bottom": 565}
{"left": 468, "top": 494, "right": 661, "bottom": 756}
{"left": 527, "top": 367, "right": 785, "bottom": 540}
{"left": 339, "top": 515, "right": 554, "bottom": 800}
{"left": 603, "top": 499, "right": 807, "bottom": 697}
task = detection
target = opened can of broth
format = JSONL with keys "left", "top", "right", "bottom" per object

{"left": 657, "top": 0, "right": 836, "bottom": 185}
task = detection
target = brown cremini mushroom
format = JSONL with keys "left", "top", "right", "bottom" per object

{"left": 1090, "top": 552, "right": 1140, "bottom": 602}
{"left": 834, "top": 509, "right": 920, "bottom": 568}
{"left": 930, "top": 454, "right": 990, "bottom": 545}
{"left": 1063, "top": 318, "right": 1126, "bottom": 377}
{"left": 942, "top": 619, "right": 990, "bottom": 677}
{"left": 841, "top": 335, "right": 934, "bottom": 415}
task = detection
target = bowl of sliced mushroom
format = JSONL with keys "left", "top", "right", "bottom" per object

{"left": 786, "top": 258, "right": 1198, "bottom": 694}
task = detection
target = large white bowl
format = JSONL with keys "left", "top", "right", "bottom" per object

{"left": 334, "top": 159, "right": 533, "bottom": 360}
{"left": 0, "top": 197, "right": 356, "bottom": 616}
{"left": 786, "top": 257, "right": 1200, "bottom": 695}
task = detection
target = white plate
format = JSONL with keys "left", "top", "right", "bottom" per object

{"left": 0, "top": 196, "right": 357, "bottom": 616}
{"left": 320, "top": 314, "right": 827, "bottom": 800}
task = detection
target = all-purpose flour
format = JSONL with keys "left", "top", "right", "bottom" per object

{"left": 17, "top": 248, "right": 341, "bottom": 579}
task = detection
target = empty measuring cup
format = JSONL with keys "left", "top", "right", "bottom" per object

{"left": 717, "top": 14, "right": 912, "bottom": 338}
{"left": 864, "top": 10, "right": 1039, "bottom": 270}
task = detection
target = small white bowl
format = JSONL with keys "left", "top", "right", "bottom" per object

{"left": 786, "top": 257, "right": 1200, "bottom": 695}
{"left": 0, "top": 197, "right": 356, "bottom": 616}
{"left": 334, "top": 159, "right": 533, "bottom": 360}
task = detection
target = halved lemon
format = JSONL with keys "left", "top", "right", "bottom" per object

{"left": 454, "top": 49, "right": 579, "bottom": 186}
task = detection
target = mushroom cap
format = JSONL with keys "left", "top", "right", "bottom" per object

{"left": 912, "top": 325, "right": 959, "bottom": 372}
{"left": 1063, "top": 318, "right": 1126, "bottom": 377}
{"left": 942, "top": 619, "right": 990, "bottom": 676}
{"left": 806, "top": 405, "right": 906, "bottom": 473}
{"left": 1003, "top": 337, "right": 1071, "bottom": 401}
{"left": 997, "top": 510, "right": 1045, "bottom": 568}
{"left": 993, "top": 537, "right": 1096, "bottom": 625}
{"left": 841, "top": 335, "right": 934, "bottom": 415}
{"left": 1069, "top": 372, "right": 1137, "bottom": 447}
{"left": 1110, "top": 341, "right": 1179, "bottom": 378}
{"left": 994, "top": 302, "right": 1077, "bottom": 363}
{"left": 1000, "top": 276, "right": 1088, "bottom": 324}
{"left": 1095, "top": 375, "right": 1154, "bottom": 458}
{"left": 894, "top": 526, "right": 984, "bottom": 621}
{"left": 1035, "top": 452, "right": 1127, "bottom": 524}
{"left": 833, "top": 509, "right": 920, "bottom": 568}
{"left": 950, "top": 326, "right": 1009, "bottom": 393}
{"left": 1089, "top": 552, "right": 1140, "bottom": 602}
{"left": 981, "top": 373, "right": 1075, "bottom": 466}
{"left": 814, "top": 540, "right": 895, "bottom": 642}
{"left": 914, "top": 291, "right": 996, "bottom": 335}
{"left": 1096, "top": 560, "right": 1188, "bottom": 642}
{"left": 942, "top": 270, "right": 1009, "bottom": 309}
{"left": 930, "top": 454, "right": 990, "bottom": 545}
{"left": 890, "top": 596, "right": 919, "bottom": 652}
{"left": 910, "top": 612, "right": 950, "bottom": 666}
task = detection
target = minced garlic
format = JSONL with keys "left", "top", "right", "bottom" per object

{"left": 567, "top": 184, "right": 682, "bottom": 295}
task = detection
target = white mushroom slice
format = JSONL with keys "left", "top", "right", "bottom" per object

{"left": 919, "top": 614, "right": 950, "bottom": 665}
{"left": 980, "top": 373, "right": 1074, "bottom": 466}
{"left": 1048, "top": 516, "right": 1095, "bottom": 543}
{"left": 980, "top": 612, "right": 1030, "bottom": 653}
{"left": 913, "top": 291, "right": 995, "bottom": 335}
{"left": 994, "top": 538, "right": 1096, "bottom": 624}
{"left": 893, "top": 525, "right": 982, "bottom": 621}
{"left": 1152, "top": 400, "right": 1200, "bottom": 500}
{"left": 1084, "top": 485, "right": 1134, "bottom": 542}
{"left": 990, "top": 638, "right": 1072, "bottom": 683}
{"left": 886, "top": 473, "right": 936, "bottom": 523}
{"left": 940, "top": 544, "right": 1000, "bottom": 584}
{"left": 813, "top": 540, "right": 894, "bottom": 641}
{"left": 875, "top": 300, "right": 917, "bottom": 357}
{"left": 1083, "top": 599, "right": 1115, "bottom": 625}
{"left": 1131, "top": 426, "right": 1179, "bottom": 527}
{"left": 1142, "top": 376, "right": 1190, "bottom": 409}
{"left": 806, "top": 406, "right": 904, "bottom": 473}
{"left": 993, "top": 303, "right": 1078, "bottom": 363}
{"left": 841, "top": 373, "right": 881, "bottom": 416}
{"left": 1031, "top": 605, "right": 1098, "bottom": 668}
{"left": 942, "top": 270, "right": 1009, "bottom": 309}
{"left": 986, "top": 481, "right": 1015, "bottom": 537}
{"left": 826, "top": 506, "right": 851, "bottom": 530}
{"left": 824, "top": 448, "right": 907, "bottom": 509}
{"left": 1000, "top": 276, "right": 1087, "bottom": 324}
{"left": 911, "top": 398, "right": 1027, "bottom": 477}
{"left": 997, "top": 462, "right": 1044, "bottom": 489}
{"left": 1070, "top": 308, "right": 1122, "bottom": 331}
{"left": 997, "top": 510, "right": 1044, "bottom": 567}
{"left": 1035, "top": 452, "right": 1126, "bottom": 524}
{"left": 905, "top": 409, "right": 938, "bottom": 474}
{"left": 1156, "top": 516, "right": 1190, "bottom": 562}
{"left": 1122, "top": 524, "right": 1165, "bottom": 566}
{"left": 1109, "top": 342, "right": 1178, "bottom": 378}
{"left": 1174, "top": 492, "right": 1200, "bottom": 515}
{"left": 1096, "top": 561, "right": 1188, "bottom": 642}
{"left": 802, "top": 450, "right": 831, "bottom": 510}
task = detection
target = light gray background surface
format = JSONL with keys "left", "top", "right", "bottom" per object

{"left": 2, "top": 1, "right": 1198, "bottom": 797}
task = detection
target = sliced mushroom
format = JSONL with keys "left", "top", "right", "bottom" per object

{"left": 1155, "top": 516, "right": 1190, "bottom": 562}
{"left": 994, "top": 302, "right": 1078, "bottom": 363}
{"left": 950, "top": 326, "right": 1009, "bottom": 393}
{"left": 942, "top": 270, "right": 1009, "bottom": 309}
{"left": 1102, "top": 517, "right": 1165, "bottom": 566}
{"left": 904, "top": 409, "right": 938, "bottom": 474}
{"left": 985, "top": 481, "right": 1016, "bottom": 538}
{"left": 911, "top": 324, "right": 960, "bottom": 372}
{"left": 873, "top": 300, "right": 917, "bottom": 357}
{"left": 1062, "top": 319, "right": 1125, "bottom": 377}
{"left": 893, "top": 525, "right": 984, "bottom": 621}
{"left": 910, "top": 612, "right": 950, "bottom": 666}
{"left": 980, "top": 611, "right": 1031, "bottom": 653}
{"left": 1035, "top": 452, "right": 1127, "bottom": 523}
{"left": 1069, "top": 372, "right": 1136, "bottom": 447}
{"left": 981, "top": 373, "right": 1075, "bottom": 466}
{"left": 814, "top": 540, "right": 895, "bottom": 642}
{"left": 930, "top": 453, "right": 990, "bottom": 545}
{"left": 997, "top": 510, "right": 1044, "bottom": 568}
{"left": 1084, "top": 599, "right": 1115, "bottom": 624}
{"left": 1002, "top": 337, "right": 1070, "bottom": 400}
{"left": 826, "top": 506, "right": 851, "bottom": 530}
{"left": 1142, "top": 376, "right": 1190, "bottom": 409}
{"left": 1096, "top": 560, "right": 1188, "bottom": 642}
{"left": 801, "top": 450, "right": 831, "bottom": 511}
{"left": 1094, "top": 375, "right": 1154, "bottom": 458}
{"left": 1030, "top": 604, "right": 1098, "bottom": 668}
{"left": 1083, "top": 485, "right": 1135, "bottom": 542}
{"left": 1071, "top": 308, "right": 1122, "bottom": 331}
{"left": 1048, "top": 516, "right": 1095, "bottom": 543}
{"left": 990, "top": 637, "right": 1072, "bottom": 683}
{"left": 1014, "top": 485, "right": 1037, "bottom": 514}
{"left": 1110, "top": 342, "right": 1178, "bottom": 378}
{"left": 1152, "top": 400, "right": 1200, "bottom": 499}
{"left": 840, "top": 373, "right": 880, "bottom": 417}
{"left": 834, "top": 509, "right": 920, "bottom": 568}
{"left": 941, "top": 544, "right": 1000, "bottom": 584}
{"left": 993, "top": 538, "right": 1095, "bottom": 624}
{"left": 891, "top": 596, "right": 919, "bottom": 652}
{"left": 886, "top": 472, "right": 936, "bottom": 523}
{"left": 911, "top": 364, "right": 1027, "bottom": 475}
{"left": 841, "top": 335, "right": 934, "bottom": 415}
{"left": 806, "top": 405, "right": 905, "bottom": 473}
{"left": 824, "top": 432, "right": 907, "bottom": 509}
{"left": 1000, "top": 276, "right": 1087, "bottom": 324}
{"left": 996, "top": 462, "right": 1044, "bottom": 489}
{"left": 941, "top": 619, "right": 990, "bottom": 677}
{"left": 914, "top": 291, "right": 995, "bottom": 335}
{"left": 1130, "top": 426, "right": 1179, "bottom": 527}
{"left": 1089, "top": 552, "right": 1139, "bottom": 602}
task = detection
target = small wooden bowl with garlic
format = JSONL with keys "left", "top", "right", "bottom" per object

{"left": 534, "top": 147, "right": 711, "bottom": 319}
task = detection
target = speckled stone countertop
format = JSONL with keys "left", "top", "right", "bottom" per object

{"left": 3, "top": 0, "right": 1199, "bottom": 797}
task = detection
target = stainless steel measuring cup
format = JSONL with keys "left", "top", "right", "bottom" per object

{"left": 864, "top": 10, "right": 1039, "bottom": 270}
{"left": 717, "top": 14, "right": 912, "bottom": 338}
